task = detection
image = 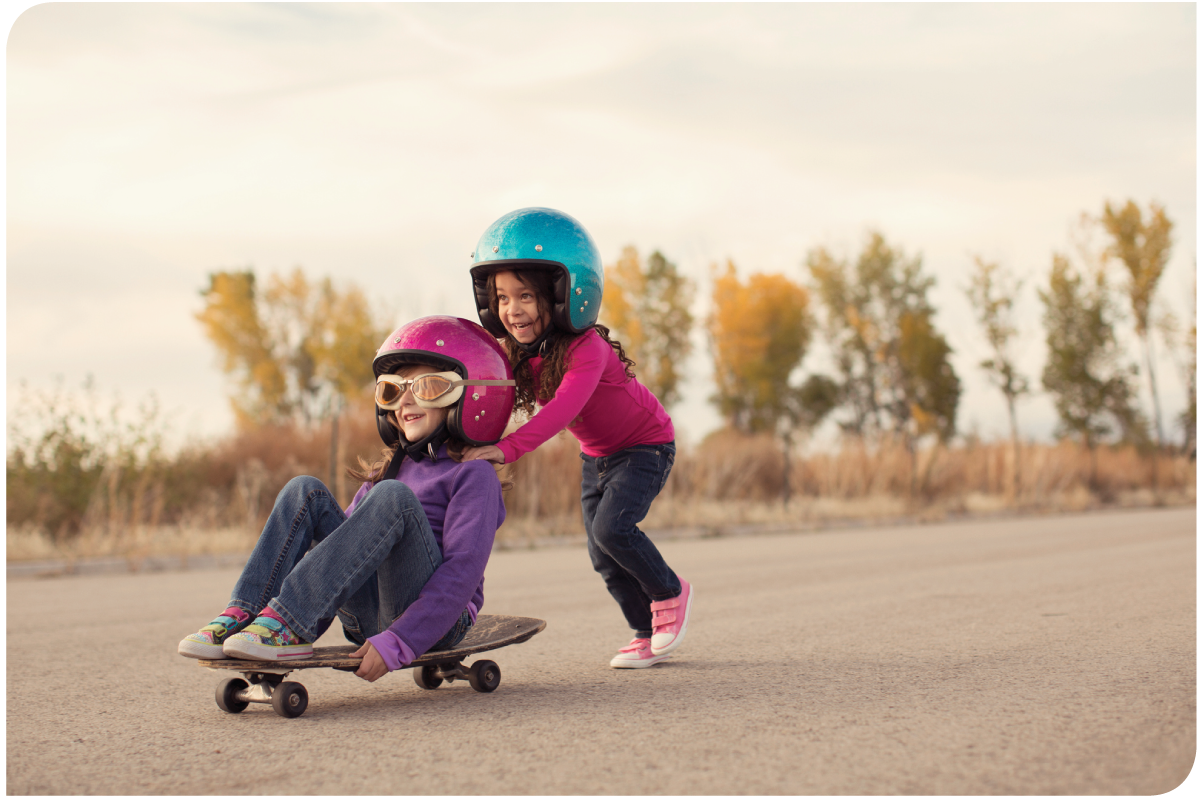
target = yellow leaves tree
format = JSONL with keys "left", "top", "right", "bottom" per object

{"left": 601, "top": 246, "right": 695, "bottom": 410}
{"left": 196, "top": 267, "right": 387, "bottom": 428}
{"left": 707, "top": 262, "right": 814, "bottom": 434}
{"left": 1099, "top": 199, "right": 1174, "bottom": 447}
{"left": 707, "top": 262, "right": 828, "bottom": 505}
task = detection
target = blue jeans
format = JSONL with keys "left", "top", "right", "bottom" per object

{"left": 229, "top": 475, "right": 470, "bottom": 650}
{"left": 580, "top": 442, "right": 680, "bottom": 638}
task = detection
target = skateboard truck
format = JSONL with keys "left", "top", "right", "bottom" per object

{"left": 412, "top": 658, "right": 500, "bottom": 692}
{"left": 216, "top": 669, "right": 310, "bottom": 718}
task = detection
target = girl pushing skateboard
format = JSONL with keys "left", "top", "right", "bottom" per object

{"left": 178, "top": 316, "right": 516, "bottom": 683}
{"left": 462, "top": 207, "right": 694, "bottom": 669}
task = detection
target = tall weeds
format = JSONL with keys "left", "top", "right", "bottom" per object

{"left": 7, "top": 383, "right": 1195, "bottom": 560}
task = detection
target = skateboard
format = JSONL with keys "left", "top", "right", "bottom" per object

{"left": 198, "top": 614, "right": 545, "bottom": 718}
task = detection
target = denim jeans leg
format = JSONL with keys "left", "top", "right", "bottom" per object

{"left": 580, "top": 443, "right": 680, "bottom": 637}
{"left": 333, "top": 489, "right": 443, "bottom": 644}
{"left": 266, "top": 480, "right": 446, "bottom": 643}
{"left": 228, "top": 476, "right": 348, "bottom": 618}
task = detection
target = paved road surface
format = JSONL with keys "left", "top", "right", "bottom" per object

{"left": 7, "top": 508, "right": 1195, "bottom": 794}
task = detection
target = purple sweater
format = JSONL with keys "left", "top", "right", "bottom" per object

{"left": 344, "top": 446, "right": 505, "bottom": 671}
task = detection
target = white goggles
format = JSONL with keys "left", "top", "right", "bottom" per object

{"left": 375, "top": 371, "right": 515, "bottom": 410}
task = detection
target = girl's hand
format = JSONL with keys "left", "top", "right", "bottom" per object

{"left": 351, "top": 642, "right": 388, "bottom": 682}
{"left": 461, "top": 445, "right": 505, "bottom": 464}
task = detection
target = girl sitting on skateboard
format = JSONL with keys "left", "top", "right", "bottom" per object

{"left": 178, "top": 316, "right": 516, "bottom": 683}
{"left": 462, "top": 207, "right": 694, "bottom": 670}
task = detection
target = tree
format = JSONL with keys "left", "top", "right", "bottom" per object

{"left": 1181, "top": 301, "right": 1197, "bottom": 459}
{"left": 1099, "top": 200, "right": 1174, "bottom": 448}
{"left": 601, "top": 247, "right": 695, "bottom": 410}
{"left": 782, "top": 373, "right": 840, "bottom": 505}
{"left": 1039, "top": 252, "right": 1144, "bottom": 484}
{"left": 965, "top": 256, "right": 1031, "bottom": 495}
{"left": 807, "top": 231, "right": 962, "bottom": 463}
{"left": 197, "top": 265, "right": 388, "bottom": 455}
{"left": 707, "top": 262, "right": 827, "bottom": 505}
{"left": 708, "top": 262, "right": 815, "bottom": 433}
{"left": 1163, "top": 272, "right": 1196, "bottom": 459}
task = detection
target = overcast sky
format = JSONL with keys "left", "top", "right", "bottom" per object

{"left": 7, "top": 2, "right": 1196, "bottom": 450}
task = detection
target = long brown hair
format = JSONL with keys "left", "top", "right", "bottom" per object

{"left": 485, "top": 269, "right": 636, "bottom": 417}
{"left": 347, "top": 413, "right": 512, "bottom": 490}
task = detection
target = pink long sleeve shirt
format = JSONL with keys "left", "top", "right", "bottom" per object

{"left": 495, "top": 329, "right": 675, "bottom": 463}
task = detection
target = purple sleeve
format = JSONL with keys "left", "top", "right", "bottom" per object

{"left": 367, "top": 630, "right": 417, "bottom": 671}
{"left": 375, "top": 461, "right": 503, "bottom": 665}
{"left": 496, "top": 332, "right": 605, "bottom": 463}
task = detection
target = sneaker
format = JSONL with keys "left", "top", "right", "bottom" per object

{"left": 649, "top": 577, "right": 693, "bottom": 656}
{"left": 177, "top": 607, "right": 253, "bottom": 659}
{"left": 609, "top": 637, "right": 671, "bottom": 669}
{"left": 223, "top": 613, "right": 314, "bottom": 661}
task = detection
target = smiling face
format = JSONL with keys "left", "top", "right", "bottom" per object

{"left": 392, "top": 364, "right": 450, "bottom": 442}
{"left": 494, "top": 271, "right": 550, "bottom": 344}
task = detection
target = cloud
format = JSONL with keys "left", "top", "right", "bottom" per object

{"left": 7, "top": 3, "right": 1196, "bottom": 447}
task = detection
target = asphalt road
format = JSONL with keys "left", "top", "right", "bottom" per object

{"left": 6, "top": 507, "right": 1195, "bottom": 795}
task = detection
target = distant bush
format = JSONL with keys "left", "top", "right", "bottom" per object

{"left": 6, "top": 379, "right": 172, "bottom": 541}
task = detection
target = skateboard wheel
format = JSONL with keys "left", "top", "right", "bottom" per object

{"left": 414, "top": 664, "right": 444, "bottom": 690}
{"left": 467, "top": 660, "right": 500, "bottom": 693}
{"left": 215, "top": 677, "right": 249, "bottom": 714}
{"left": 271, "top": 681, "right": 308, "bottom": 718}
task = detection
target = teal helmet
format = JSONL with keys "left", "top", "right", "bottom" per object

{"left": 469, "top": 207, "right": 604, "bottom": 337}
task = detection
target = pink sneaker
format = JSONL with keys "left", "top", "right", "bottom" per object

{"left": 649, "top": 577, "right": 692, "bottom": 655}
{"left": 609, "top": 638, "right": 671, "bottom": 669}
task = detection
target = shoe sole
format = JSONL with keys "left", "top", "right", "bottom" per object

{"left": 610, "top": 652, "right": 671, "bottom": 669}
{"left": 650, "top": 584, "right": 694, "bottom": 656}
{"left": 223, "top": 636, "right": 314, "bottom": 661}
{"left": 178, "top": 638, "right": 227, "bottom": 659}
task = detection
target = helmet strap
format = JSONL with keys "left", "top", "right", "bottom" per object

{"left": 401, "top": 421, "right": 450, "bottom": 463}
{"left": 514, "top": 324, "right": 557, "bottom": 361}
{"left": 379, "top": 420, "right": 451, "bottom": 482}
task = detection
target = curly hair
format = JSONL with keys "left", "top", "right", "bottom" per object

{"left": 485, "top": 269, "right": 636, "bottom": 417}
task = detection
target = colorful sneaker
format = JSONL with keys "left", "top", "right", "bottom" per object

{"left": 177, "top": 607, "right": 253, "bottom": 659}
{"left": 649, "top": 577, "right": 693, "bottom": 656}
{"left": 222, "top": 611, "right": 314, "bottom": 661}
{"left": 609, "top": 637, "right": 671, "bottom": 669}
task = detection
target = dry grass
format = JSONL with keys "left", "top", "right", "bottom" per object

{"left": 6, "top": 524, "right": 259, "bottom": 567}
{"left": 8, "top": 425, "right": 1194, "bottom": 563}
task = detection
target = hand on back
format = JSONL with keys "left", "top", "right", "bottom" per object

{"left": 461, "top": 445, "right": 505, "bottom": 464}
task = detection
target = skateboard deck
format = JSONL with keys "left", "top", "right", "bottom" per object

{"left": 199, "top": 614, "right": 545, "bottom": 717}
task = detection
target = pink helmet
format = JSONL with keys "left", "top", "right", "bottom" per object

{"left": 372, "top": 316, "right": 515, "bottom": 447}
